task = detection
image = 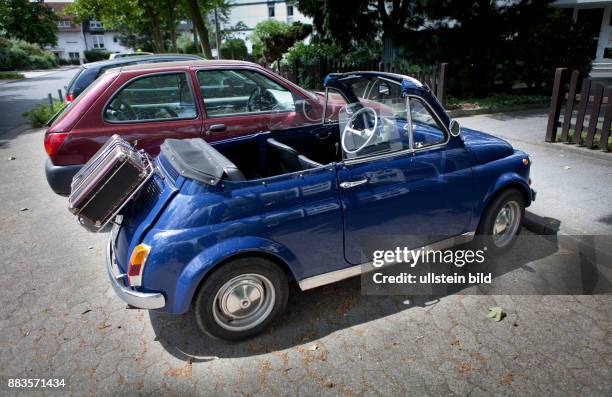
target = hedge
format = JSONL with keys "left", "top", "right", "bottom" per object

{"left": 0, "top": 38, "right": 58, "bottom": 71}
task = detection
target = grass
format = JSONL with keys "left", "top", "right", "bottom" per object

{"left": 558, "top": 121, "right": 612, "bottom": 151}
{"left": 0, "top": 71, "right": 24, "bottom": 80}
{"left": 447, "top": 94, "right": 549, "bottom": 110}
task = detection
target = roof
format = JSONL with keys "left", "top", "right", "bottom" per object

{"left": 83, "top": 54, "right": 203, "bottom": 69}
{"left": 119, "top": 59, "right": 260, "bottom": 72}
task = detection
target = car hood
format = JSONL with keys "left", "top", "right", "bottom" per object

{"left": 460, "top": 127, "right": 514, "bottom": 164}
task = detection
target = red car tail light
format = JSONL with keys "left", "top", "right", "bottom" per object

{"left": 44, "top": 132, "right": 68, "bottom": 157}
{"left": 65, "top": 94, "right": 73, "bottom": 102}
{"left": 127, "top": 244, "right": 151, "bottom": 287}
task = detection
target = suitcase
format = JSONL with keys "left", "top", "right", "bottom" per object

{"left": 68, "top": 135, "right": 153, "bottom": 232}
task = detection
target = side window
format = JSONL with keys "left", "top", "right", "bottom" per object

{"left": 409, "top": 97, "right": 447, "bottom": 148}
{"left": 197, "top": 69, "right": 296, "bottom": 117}
{"left": 104, "top": 73, "right": 196, "bottom": 122}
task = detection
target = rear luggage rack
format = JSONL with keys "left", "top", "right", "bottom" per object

{"left": 68, "top": 135, "right": 154, "bottom": 232}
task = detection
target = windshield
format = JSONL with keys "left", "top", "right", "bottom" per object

{"left": 333, "top": 76, "right": 410, "bottom": 160}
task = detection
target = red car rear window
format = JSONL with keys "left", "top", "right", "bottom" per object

{"left": 51, "top": 71, "right": 119, "bottom": 128}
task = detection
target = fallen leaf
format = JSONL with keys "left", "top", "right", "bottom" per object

{"left": 88, "top": 246, "right": 93, "bottom": 250}
{"left": 563, "top": 166, "right": 571, "bottom": 170}
{"left": 81, "top": 309, "right": 91, "bottom": 315}
{"left": 487, "top": 306, "right": 505, "bottom": 322}
{"left": 308, "top": 344, "right": 319, "bottom": 351}
{"left": 19, "top": 207, "right": 29, "bottom": 211}
{"left": 8, "top": 156, "right": 16, "bottom": 160}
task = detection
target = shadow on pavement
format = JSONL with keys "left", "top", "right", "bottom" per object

{"left": 147, "top": 230, "right": 612, "bottom": 362}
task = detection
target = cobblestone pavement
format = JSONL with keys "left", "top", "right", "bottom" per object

{"left": 0, "top": 128, "right": 610, "bottom": 396}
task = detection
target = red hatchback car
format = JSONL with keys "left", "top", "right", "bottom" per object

{"left": 44, "top": 60, "right": 336, "bottom": 195}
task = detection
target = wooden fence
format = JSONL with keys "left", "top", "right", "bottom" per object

{"left": 545, "top": 67, "right": 611, "bottom": 151}
{"left": 275, "top": 61, "right": 448, "bottom": 107}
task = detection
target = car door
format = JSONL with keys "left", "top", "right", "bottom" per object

{"left": 337, "top": 94, "right": 475, "bottom": 265}
{"left": 99, "top": 70, "right": 203, "bottom": 157}
{"left": 195, "top": 68, "right": 302, "bottom": 140}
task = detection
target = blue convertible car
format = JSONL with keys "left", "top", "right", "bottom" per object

{"left": 103, "top": 71, "right": 535, "bottom": 340}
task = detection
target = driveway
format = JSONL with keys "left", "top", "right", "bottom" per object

{"left": 0, "top": 67, "right": 78, "bottom": 136}
{"left": 0, "top": 127, "right": 610, "bottom": 396}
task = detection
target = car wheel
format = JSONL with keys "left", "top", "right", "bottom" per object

{"left": 476, "top": 189, "right": 524, "bottom": 254}
{"left": 194, "top": 256, "right": 288, "bottom": 341}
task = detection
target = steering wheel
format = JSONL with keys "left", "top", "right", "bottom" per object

{"left": 247, "top": 86, "right": 261, "bottom": 112}
{"left": 341, "top": 106, "right": 379, "bottom": 154}
{"left": 107, "top": 98, "right": 136, "bottom": 121}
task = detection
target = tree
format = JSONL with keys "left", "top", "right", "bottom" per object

{"left": 185, "top": 0, "right": 212, "bottom": 58}
{"left": 292, "top": 0, "right": 378, "bottom": 50}
{"left": 250, "top": 20, "right": 312, "bottom": 65}
{"left": 67, "top": 0, "right": 167, "bottom": 52}
{"left": 0, "top": 0, "right": 58, "bottom": 46}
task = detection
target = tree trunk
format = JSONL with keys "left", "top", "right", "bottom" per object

{"left": 186, "top": 0, "right": 212, "bottom": 59}
{"left": 168, "top": 0, "right": 178, "bottom": 52}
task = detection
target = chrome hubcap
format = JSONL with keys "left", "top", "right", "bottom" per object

{"left": 492, "top": 201, "right": 521, "bottom": 247}
{"left": 212, "top": 274, "right": 275, "bottom": 331}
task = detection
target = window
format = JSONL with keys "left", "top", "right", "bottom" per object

{"left": 91, "top": 35, "right": 105, "bottom": 49}
{"left": 89, "top": 20, "right": 103, "bottom": 29}
{"left": 196, "top": 69, "right": 296, "bottom": 117}
{"left": 287, "top": 5, "right": 294, "bottom": 16}
{"left": 104, "top": 73, "right": 197, "bottom": 122}
{"left": 409, "top": 97, "right": 447, "bottom": 148}
{"left": 268, "top": 5, "right": 275, "bottom": 18}
{"left": 68, "top": 52, "right": 79, "bottom": 60}
{"left": 113, "top": 36, "right": 118, "bottom": 43}
{"left": 57, "top": 20, "right": 71, "bottom": 28}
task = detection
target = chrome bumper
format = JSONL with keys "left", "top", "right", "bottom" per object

{"left": 106, "top": 230, "right": 165, "bottom": 310}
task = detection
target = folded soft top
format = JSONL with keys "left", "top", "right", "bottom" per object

{"left": 160, "top": 138, "right": 244, "bottom": 185}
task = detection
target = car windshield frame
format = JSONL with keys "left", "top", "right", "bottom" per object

{"left": 322, "top": 71, "right": 451, "bottom": 164}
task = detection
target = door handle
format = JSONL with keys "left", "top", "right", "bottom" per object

{"left": 340, "top": 178, "right": 368, "bottom": 188}
{"left": 207, "top": 124, "right": 227, "bottom": 134}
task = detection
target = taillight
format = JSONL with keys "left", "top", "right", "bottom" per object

{"left": 65, "top": 94, "right": 73, "bottom": 102}
{"left": 43, "top": 132, "right": 68, "bottom": 157}
{"left": 127, "top": 244, "right": 150, "bottom": 287}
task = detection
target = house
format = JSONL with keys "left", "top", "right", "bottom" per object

{"left": 553, "top": 0, "right": 612, "bottom": 78}
{"left": 221, "top": 0, "right": 312, "bottom": 52}
{"left": 45, "top": 1, "right": 132, "bottom": 62}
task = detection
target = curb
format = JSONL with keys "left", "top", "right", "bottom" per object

{"left": 523, "top": 211, "right": 612, "bottom": 266}
{"left": 523, "top": 211, "right": 561, "bottom": 235}
{"left": 448, "top": 103, "right": 549, "bottom": 118}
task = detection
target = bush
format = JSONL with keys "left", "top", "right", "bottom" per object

{"left": 83, "top": 50, "right": 111, "bottom": 63}
{"left": 22, "top": 100, "right": 65, "bottom": 128}
{"left": 220, "top": 38, "right": 248, "bottom": 60}
{"left": 58, "top": 58, "right": 81, "bottom": 66}
{"left": 0, "top": 38, "right": 58, "bottom": 71}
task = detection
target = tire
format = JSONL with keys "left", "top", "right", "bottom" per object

{"left": 476, "top": 189, "right": 525, "bottom": 254}
{"left": 193, "top": 256, "right": 288, "bottom": 341}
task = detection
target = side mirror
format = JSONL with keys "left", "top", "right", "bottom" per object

{"left": 449, "top": 119, "right": 461, "bottom": 137}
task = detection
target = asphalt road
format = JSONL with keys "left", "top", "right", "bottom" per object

{"left": 0, "top": 68, "right": 78, "bottom": 136}
{"left": 0, "top": 126, "right": 610, "bottom": 395}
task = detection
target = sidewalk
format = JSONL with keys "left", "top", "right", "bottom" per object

{"left": 0, "top": 65, "right": 79, "bottom": 85}
{"left": 457, "top": 109, "right": 612, "bottom": 236}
